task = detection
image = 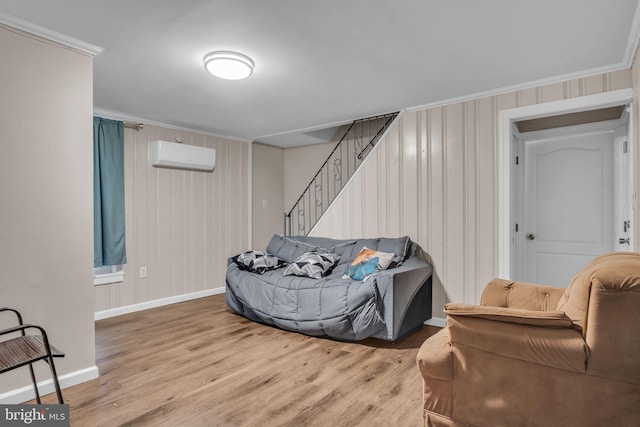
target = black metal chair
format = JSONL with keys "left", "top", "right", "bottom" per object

{"left": 0, "top": 308, "right": 65, "bottom": 403}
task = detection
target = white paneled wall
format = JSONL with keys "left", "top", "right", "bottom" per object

{"left": 95, "top": 124, "right": 249, "bottom": 312}
{"left": 311, "top": 69, "right": 633, "bottom": 318}
{"left": 252, "top": 143, "right": 284, "bottom": 250}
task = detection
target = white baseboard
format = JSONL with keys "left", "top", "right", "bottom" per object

{"left": 424, "top": 317, "right": 446, "bottom": 328}
{"left": 0, "top": 366, "right": 99, "bottom": 404}
{"left": 94, "top": 287, "right": 226, "bottom": 321}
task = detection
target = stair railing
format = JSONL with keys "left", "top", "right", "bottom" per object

{"left": 284, "top": 112, "right": 399, "bottom": 236}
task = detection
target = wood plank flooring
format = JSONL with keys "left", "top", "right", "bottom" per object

{"left": 42, "top": 295, "right": 439, "bottom": 426}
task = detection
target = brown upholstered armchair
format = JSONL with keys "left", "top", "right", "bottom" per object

{"left": 416, "top": 252, "right": 640, "bottom": 427}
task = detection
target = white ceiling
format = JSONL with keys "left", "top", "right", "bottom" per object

{"left": 1, "top": 0, "right": 639, "bottom": 147}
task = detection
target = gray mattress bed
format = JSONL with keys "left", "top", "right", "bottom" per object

{"left": 225, "top": 235, "right": 433, "bottom": 341}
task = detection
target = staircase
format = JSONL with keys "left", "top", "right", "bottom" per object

{"left": 284, "top": 112, "right": 399, "bottom": 236}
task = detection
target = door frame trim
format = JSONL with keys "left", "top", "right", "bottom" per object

{"left": 497, "top": 88, "right": 633, "bottom": 279}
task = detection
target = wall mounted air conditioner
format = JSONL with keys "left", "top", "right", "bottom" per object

{"left": 149, "top": 140, "right": 216, "bottom": 172}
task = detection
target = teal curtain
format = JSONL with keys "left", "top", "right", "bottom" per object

{"left": 94, "top": 117, "right": 126, "bottom": 267}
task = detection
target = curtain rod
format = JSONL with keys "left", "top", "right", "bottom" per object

{"left": 124, "top": 121, "right": 144, "bottom": 131}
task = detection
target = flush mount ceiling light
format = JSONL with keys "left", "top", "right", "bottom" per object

{"left": 203, "top": 51, "right": 254, "bottom": 80}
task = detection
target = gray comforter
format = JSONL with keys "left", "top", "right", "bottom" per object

{"left": 226, "top": 262, "right": 384, "bottom": 340}
{"left": 226, "top": 235, "right": 432, "bottom": 341}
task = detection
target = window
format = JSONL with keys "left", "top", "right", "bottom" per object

{"left": 94, "top": 265, "right": 124, "bottom": 286}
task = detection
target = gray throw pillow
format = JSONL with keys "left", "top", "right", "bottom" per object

{"left": 282, "top": 252, "right": 340, "bottom": 279}
{"left": 233, "top": 251, "right": 286, "bottom": 275}
{"left": 265, "top": 235, "right": 321, "bottom": 264}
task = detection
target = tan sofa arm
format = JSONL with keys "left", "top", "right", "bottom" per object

{"left": 416, "top": 329, "right": 454, "bottom": 418}
{"left": 444, "top": 303, "right": 574, "bottom": 328}
{"left": 446, "top": 311, "right": 588, "bottom": 372}
{"left": 417, "top": 329, "right": 452, "bottom": 380}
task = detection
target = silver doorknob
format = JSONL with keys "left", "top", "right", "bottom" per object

{"left": 619, "top": 237, "right": 630, "bottom": 245}
{"left": 526, "top": 233, "right": 535, "bottom": 240}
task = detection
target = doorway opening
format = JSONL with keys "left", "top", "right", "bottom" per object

{"left": 498, "top": 88, "right": 635, "bottom": 285}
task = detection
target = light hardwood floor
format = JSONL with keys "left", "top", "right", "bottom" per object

{"left": 43, "top": 295, "right": 439, "bottom": 426}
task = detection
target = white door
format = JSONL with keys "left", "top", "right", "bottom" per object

{"left": 522, "top": 129, "right": 614, "bottom": 287}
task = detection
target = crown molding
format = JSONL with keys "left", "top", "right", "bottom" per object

{"left": 406, "top": 62, "right": 630, "bottom": 113}
{"left": 408, "top": 3, "right": 640, "bottom": 114}
{"left": 623, "top": 0, "right": 640, "bottom": 66}
{"left": 0, "top": 12, "right": 102, "bottom": 56}
{"left": 93, "top": 108, "right": 253, "bottom": 143}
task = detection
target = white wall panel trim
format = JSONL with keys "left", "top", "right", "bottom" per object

{"left": 95, "top": 287, "right": 225, "bottom": 321}
{"left": 0, "top": 366, "right": 99, "bottom": 404}
{"left": 424, "top": 317, "right": 446, "bottom": 328}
